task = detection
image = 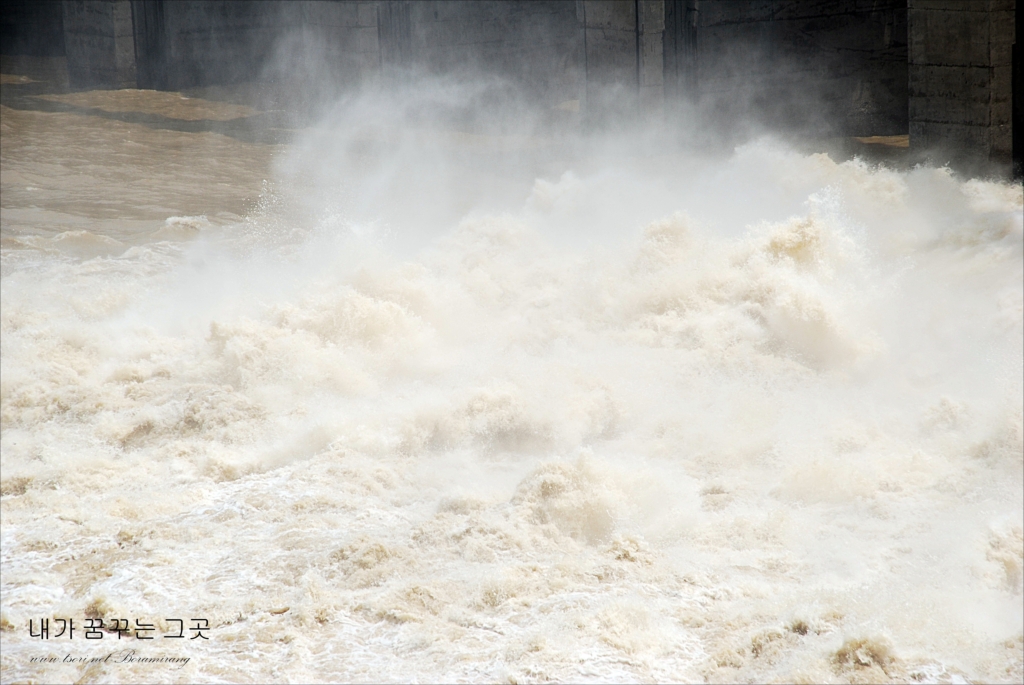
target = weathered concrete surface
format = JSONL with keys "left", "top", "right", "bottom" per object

{"left": 663, "top": 0, "right": 698, "bottom": 103}
{"left": 909, "top": 0, "right": 1015, "bottom": 167}
{"left": 579, "top": 0, "right": 638, "bottom": 119}
{"left": 297, "top": 1, "right": 380, "bottom": 89}
{"left": 134, "top": 1, "right": 379, "bottom": 92}
{"left": 689, "top": 0, "right": 908, "bottom": 137}
{"left": 638, "top": 0, "right": 665, "bottom": 115}
{"left": 577, "top": 1, "right": 663, "bottom": 120}
{"left": 62, "top": 0, "right": 137, "bottom": 88}
{"left": 1015, "top": 10, "right": 1023, "bottom": 177}
{"left": 69, "top": 1, "right": 584, "bottom": 109}
{"left": 132, "top": 1, "right": 300, "bottom": 90}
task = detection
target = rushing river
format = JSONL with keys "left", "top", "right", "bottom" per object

{"left": 1, "top": 66, "right": 1022, "bottom": 684}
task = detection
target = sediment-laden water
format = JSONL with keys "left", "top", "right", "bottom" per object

{"left": 1, "top": 82, "right": 1022, "bottom": 684}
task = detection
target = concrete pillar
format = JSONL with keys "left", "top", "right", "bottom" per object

{"left": 1015, "top": 15, "right": 1022, "bottom": 178}
{"left": 62, "top": 0, "right": 137, "bottom": 89}
{"left": 638, "top": 0, "right": 665, "bottom": 117}
{"left": 908, "top": 0, "right": 1016, "bottom": 168}
{"left": 378, "top": 0, "right": 412, "bottom": 76}
{"left": 579, "top": 0, "right": 637, "bottom": 118}
{"left": 131, "top": 0, "right": 165, "bottom": 90}
{"left": 663, "top": 0, "right": 698, "bottom": 103}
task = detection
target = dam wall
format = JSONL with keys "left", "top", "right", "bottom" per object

{"left": 130, "top": 1, "right": 300, "bottom": 90}
{"left": 61, "top": 0, "right": 137, "bottom": 88}
{"left": 908, "top": 0, "right": 1016, "bottom": 166}
{"left": 0, "top": 1, "right": 1018, "bottom": 170}
{"left": 689, "top": 1, "right": 908, "bottom": 136}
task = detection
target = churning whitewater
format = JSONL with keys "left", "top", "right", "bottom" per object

{"left": 1, "top": 93, "right": 1022, "bottom": 683}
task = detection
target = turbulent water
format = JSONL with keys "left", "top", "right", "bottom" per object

{"left": 1, "top": 83, "right": 1022, "bottom": 684}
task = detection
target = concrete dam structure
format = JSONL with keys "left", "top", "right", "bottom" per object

{"left": 1, "top": 1, "right": 1020, "bottom": 171}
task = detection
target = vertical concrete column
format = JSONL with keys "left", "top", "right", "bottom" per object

{"left": 988, "top": 0, "right": 1015, "bottom": 165}
{"left": 908, "top": 0, "right": 1015, "bottom": 168}
{"left": 62, "top": 0, "right": 137, "bottom": 89}
{"left": 378, "top": 0, "right": 412, "bottom": 77}
{"left": 1014, "top": 8, "right": 1023, "bottom": 177}
{"left": 110, "top": 0, "right": 135, "bottom": 86}
{"left": 579, "top": 0, "right": 639, "bottom": 120}
{"left": 663, "top": 0, "right": 699, "bottom": 103}
{"left": 638, "top": 0, "right": 665, "bottom": 117}
{"left": 131, "top": 0, "right": 165, "bottom": 90}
